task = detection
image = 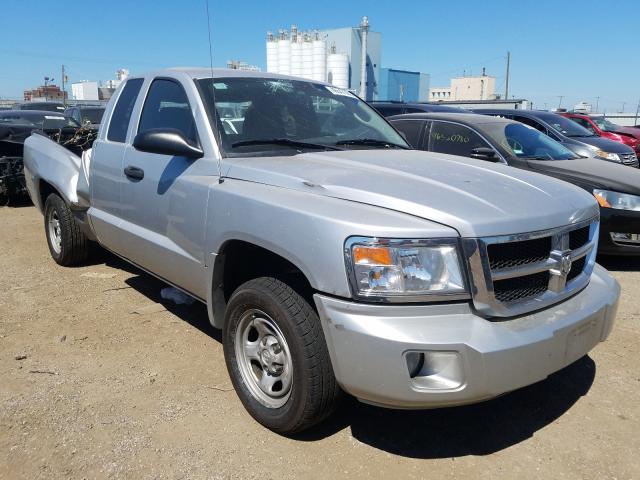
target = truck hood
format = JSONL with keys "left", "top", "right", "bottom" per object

{"left": 223, "top": 150, "right": 598, "bottom": 237}
{"left": 527, "top": 158, "right": 640, "bottom": 195}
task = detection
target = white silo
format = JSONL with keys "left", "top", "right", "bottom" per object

{"left": 327, "top": 52, "right": 349, "bottom": 89}
{"left": 301, "top": 33, "right": 314, "bottom": 80}
{"left": 290, "top": 25, "right": 303, "bottom": 78}
{"left": 312, "top": 31, "right": 326, "bottom": 82}
{"left": 266, "top": 32, "right": 279, "bottom": 73}
{"left": 277, "top": 30, "right": 291, "bottom": 75}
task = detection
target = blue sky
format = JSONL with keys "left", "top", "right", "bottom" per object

{"left": 1, "top": 0, "right": 639, "bottom": 113}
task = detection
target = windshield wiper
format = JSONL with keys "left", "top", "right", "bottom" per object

{"left": 335, "top": 138, "right": 409, "bottom": 149}
{"left": 231, "top": 138, "right": 342, "bottom": 151}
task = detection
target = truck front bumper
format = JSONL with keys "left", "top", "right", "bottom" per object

{"left": 313, "top": 264, "right": 620, "bottom": 409}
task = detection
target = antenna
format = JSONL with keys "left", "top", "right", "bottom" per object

{"left": 203, "top": 0, "right": 223, "bottom": 179}
{"left": 204, "top": 0, "right": 214, "bottom": 76}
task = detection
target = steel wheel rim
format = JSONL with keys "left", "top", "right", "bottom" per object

{"left": 235, "top": 308, "right": 293, "bottom": 408}
{"left": 47, "top": 209, "right": 62, "bottom": 254}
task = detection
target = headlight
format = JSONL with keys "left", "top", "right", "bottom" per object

{"left": 344, "top": 237, "right": 468, "bottom": 301}
{"left": 593, "top": 189, "right": 640, "bottom": 211}
{"left": 593, "top": 149, "right": 621, "bottom": 162}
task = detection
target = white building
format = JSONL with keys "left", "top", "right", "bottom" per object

{"left": 71, "top": 81, "right": 99, "bottom": 101}
{"left": 430, "top": 74, "right": 497, "bottom": 102}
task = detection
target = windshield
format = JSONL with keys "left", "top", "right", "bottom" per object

{"left": 592, "top": 117, "right": 620, "bottom": 132}
{"left": 0, "top": 113, "right": 80, "bottom": 129}
{"left": 80, "top": 108, "right": 104, "bottom": 124}
{"left": 541, "top": 113, "right": 596, "bottom": 137}
{"left": 197, "top": 77, "right": 408, "bottom": 155}
{"left": 485, "top": 122, "right": 579, "bottom": 160}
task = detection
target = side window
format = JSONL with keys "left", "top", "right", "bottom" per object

{"left": 391, "top": 120, "right": 424, "bottom": 148}
{"left": 571, "top": 117, "right": 596, "bottom": 133}
{"left": 138, "top": 79, "right": 198, "bottom": 144}
{"left": 428, "top": 121, "right": 491, "bottom": 157}
{"left": 513, "top": 115, "right": 547, "bottom": 134}
{"left": 107, "top": 78, "right": 144, "bottom": 143}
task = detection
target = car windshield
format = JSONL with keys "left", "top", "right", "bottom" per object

{"left": 485, "top": 122, "right": 579, "bottom": 160}
{"left": 0, "top": 112, "right": 80, "bottom": 129}
{"left": 197, "top": 77, "right": 408, "bottom": 156}
{"left": 80, "top": 108, "right": 104, "bottom": 124}
{"left": 592, "top": 117, "right": 620, "bottom": 132}
{"left": 541, "top": 114, "right": 596, "bottom": 137}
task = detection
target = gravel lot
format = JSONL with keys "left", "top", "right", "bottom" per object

{"left": 1, "top": 204, "right": 639, "bottom": 480}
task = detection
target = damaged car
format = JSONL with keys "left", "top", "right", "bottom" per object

{"left": 0, "top": 110, "right": 95, "bottom": 204}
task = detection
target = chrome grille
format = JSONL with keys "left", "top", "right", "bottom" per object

{"left": 620, "top": 152, "right": 639, "bottom": 167}
{"left": 462, "top": 219, "right": 599, "bottom": 317}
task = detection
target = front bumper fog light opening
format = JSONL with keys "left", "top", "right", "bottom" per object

{"left": 405, "top": 351, "right": 464, "bottom": 390}
{"left": 610, "top": 232, "right": 640, "bottom": 246}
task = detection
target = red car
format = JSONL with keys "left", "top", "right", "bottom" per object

{"left": 561, "top": 112, "right": 640, "bottom": 155}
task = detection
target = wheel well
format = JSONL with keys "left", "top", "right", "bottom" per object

{"left": 38, "top": 180, "right": 59, "bottom": 209}
{"left": 218, "top": 240, "right": 315, "bottom": 306}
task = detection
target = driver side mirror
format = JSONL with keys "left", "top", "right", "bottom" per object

{"left": 470, "top": 147, "right": 499, "bottom": 161}
{"left": 133, "top": 128, "right": 203, "bottom": 159}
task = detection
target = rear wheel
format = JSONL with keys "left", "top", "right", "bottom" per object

{"left": 223, "top": 277, "right": 341, "bottom": 434}
{"left": 44, "top": 193, "right": 90, "bottom": 266}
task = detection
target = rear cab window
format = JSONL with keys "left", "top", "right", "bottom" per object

{"left": 107, "top": 78, "right": 144, "bottom": 143}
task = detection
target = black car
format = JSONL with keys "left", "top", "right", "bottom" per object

{"left": 371, "top": 101, "right": 466, "bottom": 117}
{"left": 473, "top": 108, "right": 638, "bottom": 167}
{"left": 0, "top": 111, "right": 82, "bottom": 204}
{"left": 390, "top": 112, "right": 640, "bottom": 255}
{"left": 64, "top": 105, "right": 105, "bottom": 128}
{"left": 17, "top": 102, "right": 66, "bottom": 113}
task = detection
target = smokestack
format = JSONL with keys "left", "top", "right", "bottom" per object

{"left": 359, "top": 16, "right": 369, "bottom": 99}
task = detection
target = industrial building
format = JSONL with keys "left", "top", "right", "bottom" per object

{"left": 23, "top": 84, "right": 66, "bottom": 102}
{"left": 378, "top": 68, "right": 430, "bottom": 102}
{"left": 429, "top": 72, "right": 497, "bottom": 102}
{"left": 265, "top": 18, "right": 429, "bottom": 102}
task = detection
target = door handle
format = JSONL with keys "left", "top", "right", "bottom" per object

{"left": 124, "top": 165, "right": 144, "bottom": 180}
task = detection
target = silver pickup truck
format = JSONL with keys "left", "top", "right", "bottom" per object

{"left": 23, "top": 68, "right": 620, "bottom": 434}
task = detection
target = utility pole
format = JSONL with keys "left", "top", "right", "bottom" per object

{"left": 621, "top": 102, "right": 626, "bottom": 113}
{"left": 504, "top": 51, "right": 510, "bottom": 100}
{"left": 634, "top": 100, "right": 640, "bottom": 126}
{"left": 557, "top": 95, "right": 564, "bottom": 109}
{"left": 61, "top": 65, "right": 67, "bottom": 106}
{"left": 595, "top": 96, "right": 600, "bottom": 113}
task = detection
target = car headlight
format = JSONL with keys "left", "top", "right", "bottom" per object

{"left": 593, "top": 149, "right": 621, "bottom": 162}
{"left": 344, "top": 237, "right": 468, "bottom": 302}
{"left": 593, "top": 189, "right": 640, "bottom": 211}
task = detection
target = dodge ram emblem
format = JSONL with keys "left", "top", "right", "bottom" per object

{"left": 560, "top": 255, "right": 572, "bottom": 276}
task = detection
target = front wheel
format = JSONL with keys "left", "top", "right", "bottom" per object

{"left": 223, "top": 277, "right": 341, "bottom": 434}
{"left": 44, "top": 193, "right": 90, "bottom": 266}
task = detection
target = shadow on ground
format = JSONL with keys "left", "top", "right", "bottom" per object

{"left": 96, "top": 248, "right": 596, "bottom": 458}
{"left": 597, "top": 255, "right": 640, "bottom": 272}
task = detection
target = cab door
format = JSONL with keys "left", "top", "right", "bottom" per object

{"left": 118, "top": 77, "right": 218, "bottom": 298}
{"left": 89, "top": 78, "right": 144, "bottom": 252}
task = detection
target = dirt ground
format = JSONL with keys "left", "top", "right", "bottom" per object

{"left": 1, "top": 204, "right": 639, "bottom": 480}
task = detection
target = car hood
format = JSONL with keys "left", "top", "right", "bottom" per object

{"left": 570, "top": 135, "right": 635, "bottom": 153}
{"left": 527, "top": 158, "right": 640, "bottom": 195}
{"left": 612, "top": 126, "right": 640, "bottom": 140}
{"left": 223, "top": 150, "right": 598, "bottom": 237}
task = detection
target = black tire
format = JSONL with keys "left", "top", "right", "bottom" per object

{"left": 43, "top": 193, "right": 90, "bottom": 266}
{"left": 223, "top": 277, "right": 341, "bottom": 434}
